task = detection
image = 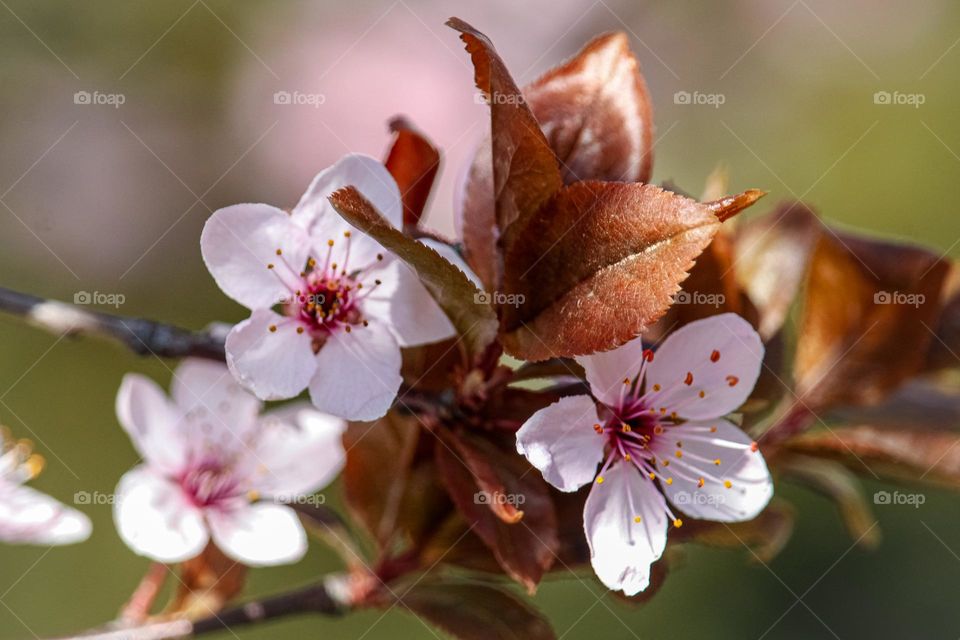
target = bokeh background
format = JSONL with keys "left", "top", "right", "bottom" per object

{"left": 0, "top": 1, "right": 958, "bottom": 638}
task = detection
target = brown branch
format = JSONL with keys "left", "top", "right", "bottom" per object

{"left": 49, "top": 580, "right": 347, "bottom": 640}
{"left": 0, "top": 286, "right": 226, "bottom": 361}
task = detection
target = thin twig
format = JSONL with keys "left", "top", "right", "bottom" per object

{"left": 0, "top": 286, "right": 226, "bottom": 361}
{"left": 50, "top": 579, "right": 347, "bottom": 639}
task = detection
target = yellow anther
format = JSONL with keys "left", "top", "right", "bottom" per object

{"left": 724, "top": 480, "right": 732, "bottom": 489}
{"left": 268, "top": 325, "right": 277, "bottom": 333}
{"left": 673, "top": 518, "right": 683, "bottom": 528}
{"left": 665, "top": 478, "right": 673, "bottom": 485}
{"left": 596, "top": 476, "right": 604, "bottom": 484}
{"left": 634, "top": 516, "right": 642, "bottom": 523}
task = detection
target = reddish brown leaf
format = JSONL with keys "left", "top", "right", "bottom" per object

{"left": 777, "top": 454, "right": 880, "bottom": 549}
{"left": 329, "top": 186, "right": 498, "bottom": 359}
{"left": 343, "top": 413, "right": 450, "bottom": 549}
{"left": 524, "top": 31, "right": 654, "bottom": 185}
{"left": 676, "top": 499, "right": 795, "bottom": 563}
{"left": 646, "top": 230, "right": 758, "bottom": 344}
{"left": 733, "top": 202, "right": 823, "bottom": 339}
{"left": 925, "top": 263, "right": 960, "bottom": 370}
{"left": 402, "top": 582, "right": 556, "bottom": 640}
{"left": 460, "top": 140, "right": 499, "bottom": 289}
{"left": 499, "top": 182, "right": 731, "bottom": 361}
{"left": 792, "top": 232, "right": 950, "bottom": 412}
{"left": 435, "top": 430, "right": 558, "bottom": 592}
{"left": 384, "top": 116, "right": 440, "bottom": 227}
{"left": 786, "top": 425, "right": 960, "bottom": 490}
{"left": 449, "top": 17, "right": 563, "bottom": 290}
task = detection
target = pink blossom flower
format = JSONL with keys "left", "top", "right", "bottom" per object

{"left": 0, "top": 432, "right": 91, "bottom": 545}
{"left": 516, "top": 314, "right": 773, "bottom": 595}
{"left": 201, "top": 154, "right": 455, "bottom": 421}
{"left": 113, "top": 359, "right": 345, "bottom": 566}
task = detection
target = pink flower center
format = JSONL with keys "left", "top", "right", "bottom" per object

{"left": 179, "top": 462, "right": 242, "bottom": 508}
{"left": 266, "top": 231, "right": 384, "bottom": 341}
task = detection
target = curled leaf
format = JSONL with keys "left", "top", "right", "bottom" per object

{"left": 329, "top": 186, "right": 498, "bottom": 360}
{"left": 384, "top": 116, "right": 440, "bottom": 228}
{"left": 524, "top": 31, "right": 654, "bottom": 185}
{"left": 449, "top": 17, "right": 563, "bottom": 289}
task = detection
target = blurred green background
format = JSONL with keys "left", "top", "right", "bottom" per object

{"left": 0, "top": 1, "right": 957, "bottom": 638}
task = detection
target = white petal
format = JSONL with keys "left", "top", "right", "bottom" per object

{"left": 201, "top": 204, "right": 310, "bottom": 310}
{"left": 208, "top": 503, "right": 307, "bottom": 567}
{"left": 515, "top": 395, "right": 604, "bottom": 492}
{"left": 645, "top": 313, "right": 763, "bottom": 420}
{"left": 583, "top": 461, "right": 668, "bottom": 596}
{"left": 171, "top": 358, "right": 262, "bottom": 447}
{"left": 308, "top": 321, "right": 402, "bottom": 421}
{"left": 113, "top": 467, "right": 208, "bottom": 563}
{"left": 116, "top": 374, "right": 187, "bottom": 475}
{"left": 0, "top": 482, "right": 91, "bottom": 545}
{"left": 361, "top": 259, "right": 455, "bottom": 347}
{"left": 576, "top": 336, "right": 648, "bottom": 406}
{"left": 656, "top": 419, "right": 773, "bottom": 522}
{"left": 225, "top": 310, "right": 318, "bottom": 401}
{"left": 250, "top": 403, "right": 346, "bottom": 499}
{"left": 291, "top": 154, "right": 401, "bottom": 270}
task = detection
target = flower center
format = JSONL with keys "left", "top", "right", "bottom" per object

{"left": 179, "top": 462, "right": 241, "bottom": 508}
{"left": 288, "top": 273, "right": 363, "bottom": 334}
{"left": 0, "top": 431, "right": 44, "bottom": 485}
{"left": 266, "top": 231, "right": 383, "bottom": 341}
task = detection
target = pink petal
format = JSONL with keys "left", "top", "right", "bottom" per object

{"left": 116, "top": 373, "right": 188, "bottom": 475}
{"left": 645, "top": 313, "right": 763, "bottom": 420}
{"left": 308, "top": 320, "right": 402, "bottom": 421}
{"left": 361, "top": 259, "right": 455, "bottom": 347}
{"left": 576, "top": 336, "right": 648, "bottom": 406}
{"left": 291, "top": 153, "right": 401, "bottom": 270}
{"left": 250, "top": 403, "right": 346, "bottom": 499}
{"left": 201, "top": 204, "right": 310, "bottom": 310}
{"left": 225, "top": 310, "right": 318, "bottom": 401}
{"left": 583, "top": 461, "right": 668, "bottom": 596}
{"left": 171, "top": 358, "right": 262, "bottom": 451}
{"left": 654, "top": 419, "right": 773, "bottom": 522}
{"left": 515, "top": 395, "right": 604, "bottom": 492}
{"left": 113, "top": 466, "right": 208, "bottom": 563}
{"left": 207, "top": 502, "right": 307, "bottom": 567}
{"left": 0, "top": 482, "right": 91, "bottom": 545}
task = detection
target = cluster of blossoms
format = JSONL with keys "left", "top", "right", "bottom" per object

{"left": 0, "top": 152, "right": 773, "bottom": 596}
